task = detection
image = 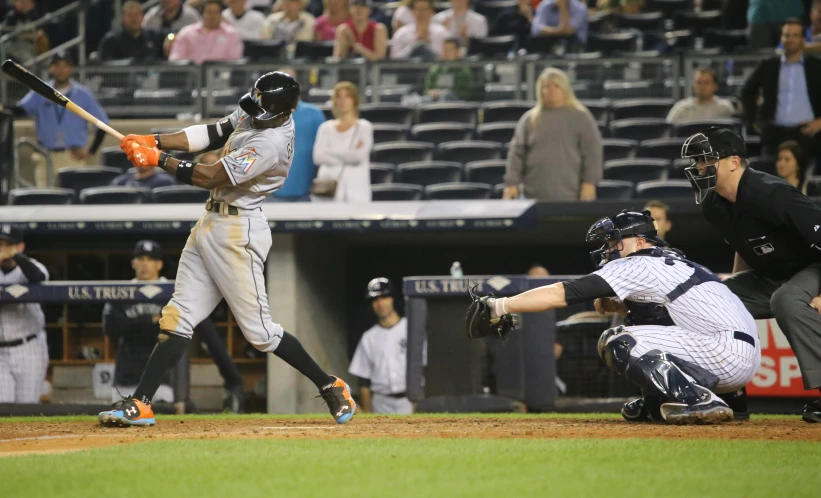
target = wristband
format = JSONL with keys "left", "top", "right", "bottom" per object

{"left": 159, "top": 151, "right": 170, "bottom": 169}
{"left": 176, "top": 160, "right": 195, "bottom": 185}
{"left": 154, "top": 133, "right": 162, "bottom": 149}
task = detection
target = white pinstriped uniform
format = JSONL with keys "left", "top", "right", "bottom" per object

{"left": 594, "top": 252, "right": 761, "bottom": 393}
{"left": 0, "top": 258, "right": 49, "bottom": 403}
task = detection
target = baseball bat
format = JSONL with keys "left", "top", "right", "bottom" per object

{"left": 1, "top": 59, "right": 124, "bottom": 140}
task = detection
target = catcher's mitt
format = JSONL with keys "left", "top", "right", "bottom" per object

{"left": 465, "top": 285, "right": 515, "bottom": 340}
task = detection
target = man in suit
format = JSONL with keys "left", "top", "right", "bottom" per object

{"left": 741, "top": 18, "right": 821, "bottom": 168}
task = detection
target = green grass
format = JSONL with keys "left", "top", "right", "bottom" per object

{"left": 2, "top": 438, "right": 820, "bottom": 498}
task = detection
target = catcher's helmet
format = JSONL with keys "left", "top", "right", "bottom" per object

{"left": 586, "top": 210, "right": 667, "bottom": 267}
{"left": 239, "top": 71, "right": 300, "bottom": 126}
{"left": 681, "top": 127, "right": 747, "bottom": 204}
{"left": 366, "top": 277, "right": 393, "bottom": 300}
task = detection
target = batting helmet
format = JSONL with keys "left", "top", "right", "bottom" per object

{"left": 681, "top": 127, "right": 747, "bottom": 204}
{"left": 238, "top": 71, "right": 300, "bottom": 126}
{"left": 365, "top": 278, "right": 393, "bottom": 300}
{"left": 586, "top": 210, "right": 667, "bottom": 267}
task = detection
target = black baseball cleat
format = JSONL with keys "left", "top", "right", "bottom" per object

{"left": 660, "top": 387, "right": 734, "bottom": 424}
{"left": 319, "top": 376, "right": 356, "bottom": 424}
{"left": 802, "top": 399, "right": 821, "bottom": 423}
{"left": 719, "top": 388, "right": 749, "bottom": 422}
{"left": 622, "top": 396, "right": 663, "bottom": 422}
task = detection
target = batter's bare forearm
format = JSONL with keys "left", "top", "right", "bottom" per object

{"left": 504, "top": 283, "right": 568, "bottom": 313}
{"left": 157, "top": 131, "right": 191, "bottom": 152}
{"left": 160, "top": 156, "right": 231, "bottom": 189}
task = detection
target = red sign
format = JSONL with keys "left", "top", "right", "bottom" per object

{"left": 747, "top": 319, "right": 816, "bottom": 397}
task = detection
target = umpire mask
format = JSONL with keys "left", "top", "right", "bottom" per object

{"left": 681, "top": 127, "right": 746, "bottom": 204}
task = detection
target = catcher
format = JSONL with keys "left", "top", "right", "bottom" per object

{"left": 466, "top": 210, "right": 761, "bottom": 424}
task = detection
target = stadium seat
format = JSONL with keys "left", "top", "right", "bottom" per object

{"left": 465, "top": 160, "right": 506, "bottom": 185}
{"left": 359, "top": 104, "right": 414, "bottom": 127}
{"left": 587, "top": 32, "right": 639, "bottom": 55}
{"left": 670, "top": 158, "right": 692, "bottom": 179}
{"left": 481, "top": 101, "right": 535, "bottom": 124}
{"left": 372, "top": 142, "right": 435, "bottom": 164}
{"left": 100, "top": 146, "right": 132, "bottom": 171}
{"left": 674, "top": 10, "right": 723, "bottom": 36}
{"left": 636, "top": 137, "right": 686, "bottom": 159}
{"left": 611, "top": 99, "right": 674, "bottom": 120}
{"left": 396, "top": 161, "right": 463, "bottom": 187}
{"left": 243, "top": 39, "right": 286, "bottom": 61}
{"left": 8, "top": 188, "right": 74, "bottom": 205}
{"left": 644, "top": 29, "right": 695, "bottom": 52}
{"left": 371, "top": 183, "right": 423, "bottom": 201}
{"left": 704, "top": 29, "right": 748, "bottom": 52}
{"left": 417, "top": 103, "right": 479, "bottom": 125}
{"left": 673, "top": 119, "right": 743, "bottom": 138}
{"left": 645, "top": 0, "right": 689, "bottom": 17}
{"left": 492, "top": 183, "right": 505, "bottom": 199}
{"left": 603, "top": 159, "right": 669, "bottom": 184}
{"left": 475, "top": 0, "right": 516, "bottom": 22}
{"left": 602, "top": 139, "right": 638, "bottom": 161}
{"left": 294, "top": 40, "right": 334, "bottom": 60}
{"left": 603, "top": 80, "right": 655, "bottom": 100}
{"left": 57, "top": 166, "right": 123, "bottom": 194}
{"left": 749, "top": 156, "right": 777, "bottom": 176}
{"left": 372, "top": 123, "right": 409, "bottom": 144}
{"left": 745, "top": 135, "right": 762, "bottom": 157}
{"left": 617, "top": 12, "right": 665, "bottom": 31}
{"left": 596, "top": 180, "right": 634, "bottom": 200}
{"left": 151, "top": 185, "right": 210, "bottom": 203}
{"left": 370, "top": 163, "right": 395, "bottom": 184}
{"left": 411, "top": 123, "right": 474, "bottom": 145}
{"left": 476, "top": 122, "right": 517, "bottom": 144}
{"left": 635, "top": 180, "right": 694, "bottom": 199}
{"left": 425, "top": 182, "right": 492, "bottom": 200}
{"left": 468, "top": 36, "right": 516, "bottom": 57}
{"left": 609, "top": 119, "right": 672, "bottom": 141}
{"left": 581, "top": 100, "right": 610, "bottom": 122}
{"left": 437, "top": 141, "right": 502, "bottom": 163}
{"left": 598, "top": 121, "right": 610, "bottom": 138}
{"left": 79, "top": 186, "right": 147, "bottom": 204}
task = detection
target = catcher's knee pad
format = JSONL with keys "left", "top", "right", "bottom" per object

{"left": 624, "top": 350, "right": 701, "bottom": 405}
{"left": 598, "top": 326, "right": 635, "bottom": 374}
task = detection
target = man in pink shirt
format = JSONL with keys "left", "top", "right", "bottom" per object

{"left": 169, "top": 0, "right": 243, "bottom": 64}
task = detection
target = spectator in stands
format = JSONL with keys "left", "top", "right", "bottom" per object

{"left": 424, "top": 38, "right": 474, "bottom": 101}
{"left": 531, "top": 0, "right": 588, "bottom": 51}
{"left": 810, "top": 0, "right": 821, "bottom": 54}
{"left": 1, "top": 0, "right": 49, "bottom": 63}
{"left": 312, "top": 81, "right": 373, "bottom": 202}
{"left": 315, "top": 0, "right": 350, "bottom": 41}
{"left": 98, "top": 1, "right": 165, "bottom": 62}
{"left": 432, "top": 0, "right": 488, "bottom": 46}
{"left": 492, "top": 0, "right": 534, "bottom": 43}
{"left": 1, "top": 52, "right": 108, "bottom": 187}
{"left": 747, "top": 0, "right": 803, "bottom": 49}
{"left": 143, "top": 0, "right": 201, "bottom": 34}
{"left": 223, "top": 0, "right": 267, "bottom": 39}
{"left": 332, "top": 0, "right": 387, "bottom": 60}
{"left": 595, "top": 0, "right": 643, "bottom": 15}
{"left": 776, "top": 140, "right": 819, "bottom": 196}
{"left": 263, "top": 0, "right": 316, "bottom": 54}
{"left": 741, "top": 19, "right": 821, "bottom": 170}
{"left": 169, "top": 0, "right": 244, "bottom": 64}
{"left": 527, "top": 264, "right": 550, "bottom": 276}
{"left": 392, "top": 0, "right": 414, "bottom": 32}
{"left": 666, "top": 68, "right": 735, "bottom": 124}
{"left": 503, "top": 67, "right": 602, "bottom": 202}
{"left": 273, "top": 68, "right": 325, "bottom": 202}
{"left": 390, "top": 0, "right": 449, "bottom": 59}
{"left": 643, "top": 200, "right": 672, "bottom": 240}
{"left": 0, "top": 224, "right": 49, "bottom": 404}
{"left": 111, "top": 166, "right": 176, "bottom": 190}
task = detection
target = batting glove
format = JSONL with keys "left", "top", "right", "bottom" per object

{"left": 126, "top": 142, "right": 160, "bottom": 168}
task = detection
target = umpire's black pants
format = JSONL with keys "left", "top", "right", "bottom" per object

{"left": 724, "top": 263, "right": 821, "bottom": 391}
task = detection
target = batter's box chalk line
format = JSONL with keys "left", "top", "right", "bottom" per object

{"left": 262, "top": 426, "right": 337, "bottom": 430}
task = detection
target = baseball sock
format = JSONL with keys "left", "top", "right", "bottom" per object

{"left": 273, "top": 331, "right": 335, "bottom": 389}
{"left": 133, "top": 332, "right": 190, "bottom": 404}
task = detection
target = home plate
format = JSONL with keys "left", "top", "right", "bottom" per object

{"left": 262, "top": 426, "right": 337, "bottom": 430}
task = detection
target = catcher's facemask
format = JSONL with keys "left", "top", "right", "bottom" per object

{"left": 586, "top": 216, "right": 658, "bottom": 267}
{"left": 681, "top": 132, "right": 720, "bottom": 204}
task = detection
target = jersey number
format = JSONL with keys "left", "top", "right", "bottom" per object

{"left": 286, "top": 136, "right": 294, "bottom": 161}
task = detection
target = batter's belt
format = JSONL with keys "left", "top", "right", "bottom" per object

{"left": 205, "top": 199, "right": 240, "bottom": 216}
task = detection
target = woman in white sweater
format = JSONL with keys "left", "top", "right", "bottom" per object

{"left": 312, "top": 81, "right": 373, "bottom": 202}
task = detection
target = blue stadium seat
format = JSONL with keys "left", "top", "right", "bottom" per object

{"left": 100, "top": 146, "right": 132, "bottom": 171}
{"left": 57, "top": 166, "right": 123, "bottom": 195}
{"left": 636, "top": 137, "right": 686, "bottom": 159}
{"left": 603, "top": 139, "right": 638, "bottom": 161}
{"left": 611, "top": 99, "right": 675, "bottom": 120}
{"left": 609, "top": 119, "right": 672, "bottom": 141}
{"left": 465, "top": 160, "right": 506, "bottom": 185}
{"left": 151, "top": 185, "right": 210, "bottom": 203}
{"left": 476, "top": 122, "right": 517, "bottom": 144}
{"left": 481, "top": 101, "right": 534, "bottom": 124}
{"left": 371, "top": 183, "right": 423, "bottom": 201}
{"left": 417, "top": 102, "right": 479, "bottom": 125}
{"left": 360, "top": 104, "right": 414, "bottom": 127}
{"left": 411, "top": 123, "right": 474, "bottom": 145}
{"left": 748, "top": 156, "right": 777, "bottom": 176}
{"left": 396, "top": 161, "right": 463, "bottom": 187}
{"left": 79, "top": 186, "right": 147, "bottom": 204}
{"left": 437, "top": 141, "right": 502, "bottom": 163}
{"left": 596, "top": 180, "right": 634, "bottom": 200}
{"left": 425, "top": 182, "right": 492, "bottom": 200}
{"left": 603, "top": 159, "right": 669, "bottom": 184}
{"left": 372, "top": 123, "right": 409, "bottom": 144}
{"left": 372, "top": 142, "right": 435, "bottom": 164}
{"left": 635, "top": 180, "right": 694, "bottom": 199}
{"left": 8, "top": 188, "right": 74, "bottom": 205}
{"left": 370, "top": 163, "right": 395, "bottom": 184}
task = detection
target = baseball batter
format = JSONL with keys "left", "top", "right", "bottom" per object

{"left": 466, "top": 211, "right": 761, "bottom": 424}
{"left": 98, "top": 72, "right": 356, "bottom": 427}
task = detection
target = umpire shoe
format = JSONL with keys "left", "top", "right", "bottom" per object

{"left": 98, "top": 397, "right": 156, "bottom": 427}
{"left": 802, "top": 399, "right": 821, "bottom": 423}
{"left": 659, "top": 387, "right": 734, "bottom": 425}
{"left": 621, "top": 396, "right": 663, "bottom": 422}
{"left": 320, "top": 376, "right": 356, "bottom": 424}
{"left": 719, "top": 388, "right": 750, "bottom": 422}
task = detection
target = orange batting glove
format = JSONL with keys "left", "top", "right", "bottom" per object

{"left": 126, "top": 142, "right": 160, "bottom": 168}
{"left": 120, "top": 134, "right": 157, "bottom": 152}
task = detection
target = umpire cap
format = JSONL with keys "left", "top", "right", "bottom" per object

{"left": 681, "top": 127, "right": 747, "bottom": 204}
{"left": 133, "top": 240, "right": 162, "bottom": 260}
{"left": 0, "top": 224, "right": 22, "bottom": 244}
{"left": 366, "top": 277, "right": 393, "bottom": 300}
{"left": 239, "top": 71, "right": 300, "bottom": 125}
{"left": 586, "top": 210, "right": 666, "bottom": 266}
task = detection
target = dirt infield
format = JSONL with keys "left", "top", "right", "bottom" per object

{"left": 0, "top": 416, "right": 818, "bottom": 457}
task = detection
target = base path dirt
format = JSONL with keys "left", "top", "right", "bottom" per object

{"left": 0, "top": 417, "right": 818, "bottom": 457}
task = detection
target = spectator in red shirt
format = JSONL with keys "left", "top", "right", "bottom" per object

{"left": 315, "top": 0, "right": 350, "bottom": 41}
{"left": 333, "top": 0, "right": 387, "bottom": 60}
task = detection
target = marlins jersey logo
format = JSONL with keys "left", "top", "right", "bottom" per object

{"left": 234, "top": 148, "right": 258, "bottom": 173}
